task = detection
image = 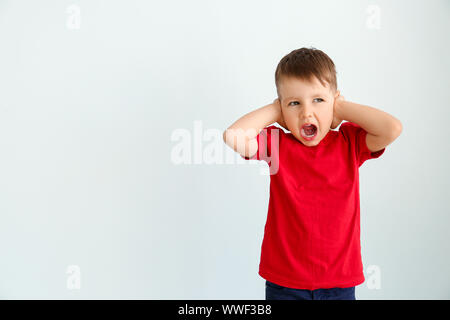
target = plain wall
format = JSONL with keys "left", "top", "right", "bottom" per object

{"left": 0, "top": 0, "right": 449, "bottom": 299}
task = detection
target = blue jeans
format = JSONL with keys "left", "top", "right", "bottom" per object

{"left": 265, "top": 281, "right": 356, "bottom": 300}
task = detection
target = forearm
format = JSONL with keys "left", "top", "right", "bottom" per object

{"left": 337, "top": 100, "right": 402, "bottom": 137}
{"left": 223, "top": 102, "right": 279, "bottom": 157}
{"left": 223, "top": 102, "right": 279, "bottom": 141}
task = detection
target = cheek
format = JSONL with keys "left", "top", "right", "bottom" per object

{"left": 283, "top": 109, "right": 297, "bottom": 120}
{"left": 324, "top": 105, "right": 334, "bottom": 117}
{"left": 318, "top": 108, "right": 334, "bottom": 125}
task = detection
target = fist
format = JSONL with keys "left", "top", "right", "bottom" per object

{"left": 331, "top": 92, "right": 345, "bottom": 129}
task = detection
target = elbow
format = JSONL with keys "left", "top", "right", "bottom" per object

{"left": 223, "top": 130, "right": 228, "bottom": 143}
{"left": 394, "top": 120, "right": 403, "bottom": 136}
{"left": 387, "top": 121, "right": 402, "bottom": 142}
{"left": 223, "top": 129, "right": 234, "bottom": 147}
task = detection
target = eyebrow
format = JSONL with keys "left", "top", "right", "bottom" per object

{"left": 282, "top": 93, "right": 327, "bottom": 101}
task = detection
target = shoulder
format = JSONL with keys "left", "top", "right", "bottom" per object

{"left": 338, "top": 121, "right": 363, "bottom": 140}
{"left": 338, "top": 121, "right": 386, "bottom": 164}
{"left": 339, "top": 121, "right": 361, "bottom": 131}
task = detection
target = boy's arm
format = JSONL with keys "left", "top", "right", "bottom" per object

{"left": 223, "top": 99, "right": 282, "bottom": 158}
{"left": 335, "top": 97, "right": 403, "bottom": 153}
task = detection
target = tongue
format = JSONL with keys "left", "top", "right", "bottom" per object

{"left": 304, "top": 125, "right": 316, "bottom": 135}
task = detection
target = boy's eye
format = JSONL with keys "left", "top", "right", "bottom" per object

{"left": 288, "top": 98, "right": 324, "bottom": 106}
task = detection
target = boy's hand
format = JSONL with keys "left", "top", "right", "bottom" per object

{"left": 273, "top": 98, "right": 288, "bottom": 130}
{"left": 331, "top": 92, "right": 345, "bottom": 129}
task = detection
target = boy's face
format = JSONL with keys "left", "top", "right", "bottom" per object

{"left": 278, "top": 76, "right": 339, "bottom": 147}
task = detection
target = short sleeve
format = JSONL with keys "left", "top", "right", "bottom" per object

{"left": 339, "top": 121, "right": 385, "bottom": 167}
{"left": 241, "top": 125, "right": 280, "bottom": 161}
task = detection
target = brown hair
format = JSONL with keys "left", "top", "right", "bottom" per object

{"left": 275, "top": 47, "right": 337, "bottom": 99}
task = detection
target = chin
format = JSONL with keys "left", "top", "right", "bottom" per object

{"left": 302, "top": 139, "right": 320, "bottom": 146}
{"left": 296, "top": 134, "right": 320, "bottom": 146}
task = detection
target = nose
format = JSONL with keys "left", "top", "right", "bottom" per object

{"left": 300, "top": 104, "right": 314, "bottom": 120}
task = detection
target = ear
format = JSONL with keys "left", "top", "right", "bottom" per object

{"left": 334, "top": 90, "right": 340, "bottom": 99}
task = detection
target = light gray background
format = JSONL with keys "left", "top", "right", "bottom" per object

{"left": 0, "top": 0, "right": 449, "bottom": 299}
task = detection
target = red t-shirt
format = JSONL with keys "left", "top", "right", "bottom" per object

{"left": 241, "top": 121, "right": 385, "bottom": 290}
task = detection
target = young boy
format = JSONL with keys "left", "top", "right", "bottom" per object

{"left": 223, "top": 47, "right": 402, "bottom": 300}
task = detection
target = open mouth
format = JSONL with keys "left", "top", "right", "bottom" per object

{"left": 300, "top": 123, "right": 318, "bottom": 140}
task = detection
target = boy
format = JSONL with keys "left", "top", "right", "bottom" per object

{"left": 223, "top": 47, "right": 402, "bottom": 300}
